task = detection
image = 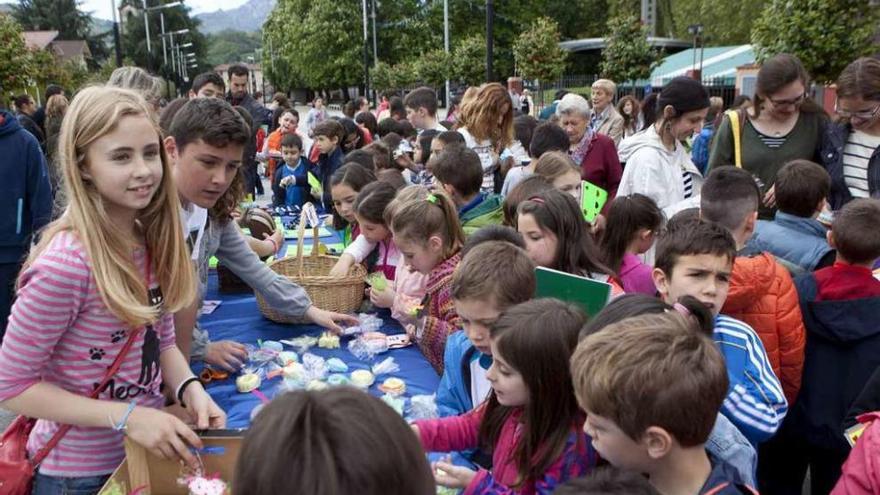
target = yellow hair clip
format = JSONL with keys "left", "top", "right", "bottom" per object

{"left": 426, "top": 193, "right": 438, "bottom": 204}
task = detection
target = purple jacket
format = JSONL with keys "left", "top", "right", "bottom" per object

{"left": 619, "top": 253, "right": 656, "bottom": 295}
{"left": 415, "top": 407, "right": 597, "bottom": 494}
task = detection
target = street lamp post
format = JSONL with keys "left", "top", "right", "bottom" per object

{"left": 110, "top": 0, "right": 122, "bottom": 66}
{"left": 687, "top": 24, "right": 704, "bottom": 79}
{"left": 486, "top": 0, "right": 494, "bottom": 82}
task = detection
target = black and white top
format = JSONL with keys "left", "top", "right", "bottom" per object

{"left": 843, "top": 130, "right": 880, "bottom": 199}
{"left": 682, "top": 169, "right": 694, "bottom": 199}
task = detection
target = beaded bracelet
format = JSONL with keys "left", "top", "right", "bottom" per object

{"left": 110, "top": 400, "right": 137, "bottom": 433}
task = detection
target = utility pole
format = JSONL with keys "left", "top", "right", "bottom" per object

{"left": 486, "top": 0, "right": 493, "bottom": 82}
{"left": 444, "top": 0, "right": 450, "bottom": 110}
{"left": 110, "top": 0, "right": 122, "bottom": 66}
{"left": 362, "top": 0, "right": 369, "bottom": 99}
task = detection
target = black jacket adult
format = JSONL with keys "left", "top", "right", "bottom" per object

{"left": 821, "top": 121, "right": 880, "bottom": 209}
{"left": 15, "top": 111, "right": 45, "bottom": 149}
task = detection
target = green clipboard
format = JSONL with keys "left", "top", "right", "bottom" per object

{"left": 535, "top": 266, "right": 611, "bottom": 318}
{"left": 581, "top": 180, "right": 608, "bottom": 223}
{"left": 307, "top": 172, "right": 323, "bottom": 196}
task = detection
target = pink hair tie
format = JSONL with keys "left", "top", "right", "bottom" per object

{"left": 528, "top": 196, "right": 545, "bottom": 204}
{"left": 673, "top": 302, "right": 691, "bottom": 317}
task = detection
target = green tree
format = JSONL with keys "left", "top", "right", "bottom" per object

{"left": 205, "top": 29, "right": 262, "bottom": 67}
{"left": 600, "top": 13, "right": 661, "bottom": 84}
{"left": 667, "top": 0, "right": 767, "bottom": 45}
{"left": 13, "top": 0, "right": 108, "bottom": 66}
{"left": 513, "top": 17, "right": 567, "bottom": 83}
{"left": 752, "top": 0, "right": 879, "bottom": 84}
{"left": 413, "top": 49, "right": 452, "bottom": 88}
{"left": 0, "top": 13, "right": 35, "bottom": 96}
{"left": 263, "top": 0, "right": 361, "bottom": 92}
{"left": 450, "top": 35, "right": 486, "bottom": 86}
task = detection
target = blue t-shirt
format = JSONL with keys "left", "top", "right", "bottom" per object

{"left": 280, "top": 159, "right": 308, "bottom": 207}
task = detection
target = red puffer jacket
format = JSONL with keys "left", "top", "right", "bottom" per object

{"left": 722, "top": 252, "right": 806, "bottom": 404}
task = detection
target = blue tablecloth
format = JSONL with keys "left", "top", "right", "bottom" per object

{"left": 193, "top": 229, "right": 441, "bottom": 430}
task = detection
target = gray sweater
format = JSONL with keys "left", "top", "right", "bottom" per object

{"left": 191, "top": 216, "right": 311, "bottom": 359}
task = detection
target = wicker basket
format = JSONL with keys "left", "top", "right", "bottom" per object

{"left": 256, "top": 205, "right": 366, "bottom": 323}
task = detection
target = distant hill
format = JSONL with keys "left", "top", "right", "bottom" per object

{"left": 196, "top": 0, "right": 274, "bottom": 34}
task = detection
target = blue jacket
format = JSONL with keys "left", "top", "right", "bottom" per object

{"left": 0, "top": 111, "right": 52, "bottom": 263}
{"left": 436, "top": 330, "right": 488, "bottom": 417}
{"left": 747, "top": 212, "right": 832, "bottom": 272}
{"left": 700, "top": 455, "right": 758, "bottom": 494}
{"left": 691, "top": 123, "right": 715, "bottom": 175}
{"left": 821, "top": 122, "right": 880, "bottom": 209}
{"left": 714, "top": 315, "right": 788, "bottom": 445}
{"left": 316, "top": 147, "right": 344, "bottom": 212}
{"left": 787, "top": 272, "right": 880, "bottom": 452}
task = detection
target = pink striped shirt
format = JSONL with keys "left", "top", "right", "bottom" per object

{"left": 0, "top": 231, "right": 175, "bottom": 477}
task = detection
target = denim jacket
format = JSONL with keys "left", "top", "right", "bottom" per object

{"left": 707, "top": 413, "right": 758, "bottom": 488}
{"left": 821, "top": 122, "right": 880, "bottom": 209}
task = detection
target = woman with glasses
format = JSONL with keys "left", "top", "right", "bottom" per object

{"left": 822, "top": 57, "right": 880, "bottom": 209}
{"left": 708, "top": 54, "right": 828, "bottom": 218}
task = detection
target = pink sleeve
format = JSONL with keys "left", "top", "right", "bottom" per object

{"left": 415, "top": 408, "right": 483, "bottom": 453}
{"left": 832, "top": 419, "right": 880, "bottom": 495}
{"left": 157, "top": 312, "right": 177, "bottom": 353}
{"left": 390, "top": 267, "right": 427, "bottom": 325}
{"left": 0, "top": 244, "right": 88, "bottom": 401}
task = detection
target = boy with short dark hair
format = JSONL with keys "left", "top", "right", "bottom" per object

{"left": 272, "top": 133, "right": 313, "bottom": 208}
{"left": 437, "top": 240, "right": 535, "bottom": 417}
{"left": 747, "top": 159, "right": 834, "bottom": 272}
{"left": 312, "top": 119, "right": 346, "bottom": 211}
{"left": 501, "top": 122, "right": 569, "bottom": 196}
{"left": 761, "top": 199, "right": 880, "bottom": 495}
{"left": 701, "top": 166, "right": 806, "bottom": 406}
{"left": 653, "top": 219, "right": 788, "bottom": 445}
{"left": 404, "top": 87, "right": 445, "bottom": 132}
{"left": 165, "top": 98, "right": 355, "bottom": 369}
{"left": 572, "top": 311, "right": 754, "bottom": 494}
{"left": 431, "top": 144, "right": 504, "bottom": 235}
{"left": 189, "top": 72, "right": 226, "bottom": 99}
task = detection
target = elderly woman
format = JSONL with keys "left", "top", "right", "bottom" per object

{"left": 590, "top": 79, "right": 625, "bottom": 145}
{"left": 556, "top": 93, "right": 622, "bottom": 210}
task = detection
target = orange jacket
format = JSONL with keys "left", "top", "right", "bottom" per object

{"left": 722, "top": 252, "right": 805, "bottom": 404}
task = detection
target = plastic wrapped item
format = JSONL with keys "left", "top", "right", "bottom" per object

{"left": 378, "top": 377, "right": 406, "bottom": 395}
{"left": 409, "top": 394, "right": 439, "bottom": 421}
{"left": 350, "top": 369, "right": 375, "bottom": 388}
{"left": 365, "top": 272, "right": 389, "bottom": 291}
{"left": 307, "top": 379, "right": 328, "bottom": 391}
{"left": 250, "top": 403, "right": 266, "bottom": 421}
{"left": 261, "top": 340, "right": 284, "bottom": 353}
{"left": 371, "top": 356, "right": 399, "bottom": 376}
{"left": 236, "top": 372, "right": 261, "bottom": 393}
{"left": 277, "top": 351, "right": 298, "bottom": 366}
{"left": 178, "top": 475, "right": 228, "bottom": 495}
{"left": 281, "top": 336, "right": 318, "bottom": 352}
{"left": 246, "top": 344, "right": 280, "bottom": 370}
{"left": 318, "top": 331, "right": 340, "bottom": 349}
{"left": 381, "top": 393, "right": 405, "bottom": 416}
{"left": 326, "top": 357, "right": 348, "bottom": 373}
{"left": 342, "top": 313, "right": 384, "bottom": 336}
{"left": 302, "top": 353, "right": 328, "bottom": 380}
{"left": 347, "top": 332, "right": 389, "bottom": 360}
{"left": 327, "top": 373, "right": 350, "bottom": 386}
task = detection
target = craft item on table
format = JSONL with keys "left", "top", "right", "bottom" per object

{"left": 365, "top": 272, "right": 389, "bottom": 292}
{"left": 406, "top": 304, "right": 424, "bottom": 318}
{"left": 371, "top": 356, "right": 400, "bottom": 376}
{"left": 381, "top": 393, "right": 405, "bottom": 416}
{"left": 242, "top": 207, "right": 276, "bottom": 241}
{"left": 327, "top": 373, "right": 350, "bottom": 386}
{"left": 408, "top": 394, "right": 439, "bottom": 420}
{"left": 246, "top": 343, "right": 280, "bottom": 371}
{"left": 281, "top": 335, "right": 318, "bottom": 352}
{"left": 261, "top": 340, "right": 284, "bottom": 353}
{"left": 307, "top": 379, "right": 329, "bottom": 391}
{"left": 281, "top": 362, "right": 307, "bottom": 382}
{"left": 277, "top": 351, "right": 298, "bottom": 366}
{"left": 198, "top": 300, "right": 221, "bottom": 316}
{"left": 386, "top": 333, "right": 411, "bottom": 349}
{"left": 350, "top": 369, "right": 375, "bottom": 388}
{"left": 250, "top": 403, "right": 266, "bottom": 421}
{"left": 199, "top": 367, "right": 229, "bottom": 384}
{"left": 326, "top": 357, "right": 348, "bottom": 373}
{"left": 178, "top": 475, "right": 228, "bottom": 495}
{"left": 378, "top": 377, "right": 406, "bottom": 396}
{"left": 101, "top": 479, "right": 128, "bottom": 495}
{"left": 347, "top": 332, "right": 389, "bottom": 360}
{"left": 341, "top": 313, "right": 383, "bottom": 336}
{"left": 302, "top": 353, "right": 328, "bottom": 380}
{"left": 236, "top": 373, "right": 261, "bottom": 393}
{"left": 318, "top": 331, "right": 340, "bottom": 349}
{"left": 251, "top": 389, "right": 271, "bottom": 405}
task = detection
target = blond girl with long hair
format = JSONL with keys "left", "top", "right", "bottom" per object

{"left": 456, "top": 83, "right": 528, "bottom": 193}
{"left": 0, "top": 86, "right": 224, "bottom": 493}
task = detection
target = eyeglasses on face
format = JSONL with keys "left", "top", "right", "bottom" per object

{"left": 835, "top": 102, "right": 880, "bottom": 121}
{"left": 768, "top": 92, "right": 807, "bottom": 107}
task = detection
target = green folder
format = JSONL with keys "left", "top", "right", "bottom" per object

{"left": 581, "top": 180, "right": 608, "bottom": 223}
{"left": 534, "top": 266, "right": 611, "bottom": 318}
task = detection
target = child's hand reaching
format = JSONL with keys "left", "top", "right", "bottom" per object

{"left": 125, "top": 406, "right": 204, "bottom": 470}
{"left": 369, "top": 286, "right": 395, "bottom": 308}
{"left": 432, "top": 459, "right": 476, "bottom": 489}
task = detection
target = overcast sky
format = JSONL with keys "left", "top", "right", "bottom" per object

{"left": 78, "top": 0, "right": 250, "bottom": 20}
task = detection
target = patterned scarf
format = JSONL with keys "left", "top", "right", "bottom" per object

{"left": 570, "top": 128, "right": 594, "bottom": 165}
